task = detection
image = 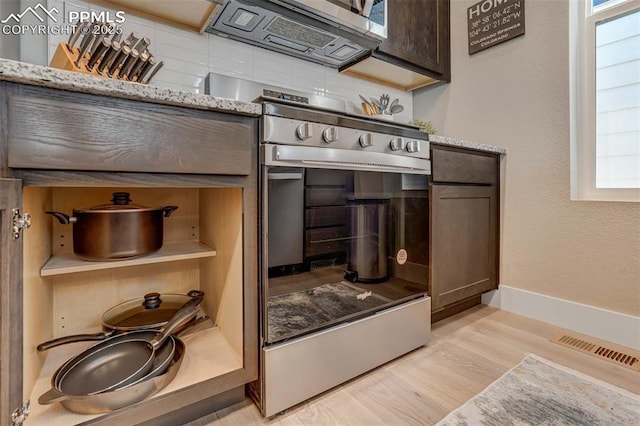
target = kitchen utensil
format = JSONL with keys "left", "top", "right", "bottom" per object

{"left": 143, "top": 60, "right": 164, "bottom": 84}
{"left": 45, "top": 192, "right": 178, "bottom": 260}
{"left": 363, "top": 103, "right": 373, "bottom": 116}
{"left": 359, "top": 94, "right": 373, "bottom": 109}
{"left": 119, "top": 48, "right": 140, "bottom": 80}
{"left": 369, "top": 97, "right": 382, "bottom": 114}
{"left": 37, "top": 290, "right": 204, "bottom": 351}
{"left": 379, "top": 94, "right": 390, "bottom": 114}
{"left": 96, "top": 40, "right": 122, "bottom": 74}
{"left": 123, "top": 31, "right": 140, "bottom": 47}
{"left": 42, "top": 300, "right": 199, "bottom": 396}
{"left": 389, "top": 98, "right": 399, "bottom": 110}
{"left": 107, "top": 44, "right": 131, "bottom": 77}
{"left": 38, "top": 333, "right": 185, "bottom": 414}
{"left": 87, "top": 37, "right": 111, "bottom": 70}
{"left": 68, "top": 20, "right": 89, "bottom": 51}
{"left": 390, "top": 104, "right": 404, "bottom": 115}
{"left": 136, "top": 56, "right": 156, "bottom": 83}
{"left": 133, "top": 36, "right": 151, "bottom": 53}
{"left": 75, "top": 22, "right": 99, "bottom": 67}
{"left": 127, "top": 51, "right": 149, "bottom": 82}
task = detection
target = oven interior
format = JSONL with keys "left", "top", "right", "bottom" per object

{"left": 265, "top": 166, "right": 429, "bottom": 344}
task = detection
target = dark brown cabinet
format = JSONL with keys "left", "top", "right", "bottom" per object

{"left": 429, "top": 145, "right": 499, "bottom": 321}
{"left": 0, "top": 82, "right": 258, "bottom": 425}
{"left": 341, "top": 0, "right": 451, "bottom": 91}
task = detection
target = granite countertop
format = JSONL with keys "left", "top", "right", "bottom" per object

{"left": 0, "top": 59, "right": 262, "bottom": 116}
{"left": 429, "top": 134, "right": 506, "bottom": 155}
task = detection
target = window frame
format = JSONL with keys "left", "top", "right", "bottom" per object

{"left": 571, "top": 0, "right": 640, "bottom": 202}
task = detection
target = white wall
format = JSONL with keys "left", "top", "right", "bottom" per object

{"left": 38, "top": 0, "right": 413, "bottom": 121}
{"left": 414, "top": 0, "right": 640, "bottom": 316}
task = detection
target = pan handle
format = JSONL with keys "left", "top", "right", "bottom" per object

{"left": 45, "top": 211, "right": 77, "bottom": 224}
{"left": 37, "top": 331, "right": 112, "bottom": 352}
{"left": 38, "top": 387, "right": 70, "bottom": 405}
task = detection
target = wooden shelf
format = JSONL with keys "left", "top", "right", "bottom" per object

{"left": 27, "top": 324, "right": 244, "bottom": 424}
{"left": 40, "top": 241, "right": 217, "bottom": 277}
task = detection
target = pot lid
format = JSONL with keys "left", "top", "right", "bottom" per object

{"left": 77, "top": 192, "right": 157, "bottom": 213}
{"left": 103, "top": 290, "right": 204, "bottom": 330}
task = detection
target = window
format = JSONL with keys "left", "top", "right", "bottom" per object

{"left": 571, "top": 0, "right": 640, "bottom": 201}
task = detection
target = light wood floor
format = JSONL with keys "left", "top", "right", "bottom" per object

{"left": 190, "top": 305, "right": 640, "bottom": 425}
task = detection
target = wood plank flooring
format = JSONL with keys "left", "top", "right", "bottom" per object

{"left": 189, "top": 306, "right": 640, "bottom": 425}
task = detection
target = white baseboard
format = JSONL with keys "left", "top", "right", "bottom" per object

{"left": 482, "top": 285, "right": 640, "bottom": 350}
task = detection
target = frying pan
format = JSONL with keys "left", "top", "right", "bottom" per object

{"left": 39, "top": 337, "right": 186, "bottom": 414}
{"left": 37, "top": 290, "right": 204, "bottom": 351}
{"left": 45, "top": 301, "right": 199, "bottom": 396}
{"left": 51, "top": 330, "right": 176, "bottom": 391}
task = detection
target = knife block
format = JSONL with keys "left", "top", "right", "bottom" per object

{"left": 49, "top": 42, "right": 103, "bottom": 77}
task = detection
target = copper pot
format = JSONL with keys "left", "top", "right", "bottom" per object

{"left": 46, "top": 192, "right": 178, "bottom": 261}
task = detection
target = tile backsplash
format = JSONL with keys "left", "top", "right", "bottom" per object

{"left": 46, "top": 0, "right": 413, "bottom": 122}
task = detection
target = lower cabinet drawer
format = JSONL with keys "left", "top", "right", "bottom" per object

{"left": 431, "top": 146, "right": 498, "bottom": 184}
{"left": 6, "top": 86, "right": 255, "bottom": 175}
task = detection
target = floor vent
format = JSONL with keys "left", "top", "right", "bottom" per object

{"left": 553, "top": 334, "right": 640, "bottom": 372}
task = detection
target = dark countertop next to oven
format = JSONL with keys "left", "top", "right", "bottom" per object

{"left": 0, "top": 58, "right": 262, "bottom": 116}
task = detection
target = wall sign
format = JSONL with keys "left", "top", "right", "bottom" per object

{"left": 467, "top": 0, "right": 525, "bottom": 55}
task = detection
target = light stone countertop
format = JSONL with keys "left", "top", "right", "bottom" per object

{"left": 0, "top": 59, "right": 262, "bottom": 116}
{"left": 429, "top": 134, "right": 507, "bottom": 155}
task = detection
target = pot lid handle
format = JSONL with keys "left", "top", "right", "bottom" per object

{"left": 111, "top": 192, "right": 132, "bottom": 205}
{"left": 142, "top": 292, "right": 162, "bottom": 310}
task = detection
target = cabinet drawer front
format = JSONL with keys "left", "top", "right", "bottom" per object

{"left": 431, "top": 147, "right": 498, "bottom": 184}
{"left": 7, "top": 91, "right": 255, "bottom": 175}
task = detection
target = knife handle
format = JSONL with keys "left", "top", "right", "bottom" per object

{"left": 119, "top": 48, "right": 140, "bottom": 80}
{"left": 107, "top": 44, "right": 131, "bottom": 77}
{"left": 127, "top": 51, "right": 149, "bottom": 82}
{"left": 68, "top": 20, "right": 89, "bottom": 50}
{"left": 97, "top": 40, "right": 122, "bottom": 74}
{"left": 142, "top": 60, "right": 164, "bottom": 84}
{"left": 135, "top": 56, "right": 156, "bottom": 83}
{"left": 87, "top": 38, "right": 111, "bottom": 70}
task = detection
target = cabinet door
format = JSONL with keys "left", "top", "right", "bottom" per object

{"left": 430, "top": 184, "right": 497, "bottom": 311}
{"left": 0, "top": 179, "right": 24, "bottom": 424}
{"left": 376, "top": 0, "right": 451, "bottom": 80}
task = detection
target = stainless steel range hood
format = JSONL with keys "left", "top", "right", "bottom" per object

{"left": 205, "top": 0, "right": 386, "bottom": 68}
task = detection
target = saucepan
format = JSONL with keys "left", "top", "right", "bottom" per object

{"left": 46, "top": 192, "right": 178, "bottom": 260}
{"left": 38, "top": 290, "right": 205, "bottom": 351}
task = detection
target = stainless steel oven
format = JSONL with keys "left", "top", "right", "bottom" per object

{"left": 256, "top": 98, "right": 431, "bottom": 417}
{"left": 205, "top": 73, "right": 431, "bottom": 418}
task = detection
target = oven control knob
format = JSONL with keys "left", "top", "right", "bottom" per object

{"left": 295, "top": 122, "right": 313, "bottom": 140}
{"left": 406, "top": 140, "right": 421, "bottom": 153}
{"left": 359, "top": 133, "right": 373, "bottom": 147}
{"left": 389, "top": 137, "right": 405, "bottom": 151}
{"left": 322, "top": 127, "right": 339, "bottom": 143}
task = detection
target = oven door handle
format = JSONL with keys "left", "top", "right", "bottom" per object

{"left": 265, "top": 145, "right": 431, "bottom": 175}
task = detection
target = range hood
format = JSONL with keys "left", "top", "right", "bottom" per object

{"left": 205, "top": 0, "right": 386, "bottom": 68}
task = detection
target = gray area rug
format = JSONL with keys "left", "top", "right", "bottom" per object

{"left": 437, "top": 354, "right": 640, "bottom": 425}
{"left": 268, "top": 282, "right": 389, "bottom": 342}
